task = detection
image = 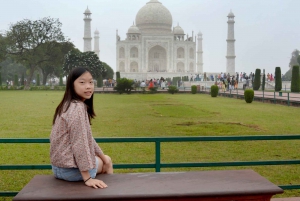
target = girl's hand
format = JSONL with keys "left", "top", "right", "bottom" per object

{"left": 85, "top": 178, "right": 108, "bottom": 189}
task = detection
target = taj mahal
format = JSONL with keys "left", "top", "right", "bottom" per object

{"left": 83, "top": 0, "right": 236, "bottom": 80}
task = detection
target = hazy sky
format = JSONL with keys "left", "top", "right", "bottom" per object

{"left": 1, "top": 0, "right": 299, "bottom": 74}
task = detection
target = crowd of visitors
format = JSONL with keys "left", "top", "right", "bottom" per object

{"left": 101, "top": 71, "right": 280, "bottom": 91}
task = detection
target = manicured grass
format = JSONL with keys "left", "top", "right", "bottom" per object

{"left": 0, "top": 91, "right": 300, "bottom": 200}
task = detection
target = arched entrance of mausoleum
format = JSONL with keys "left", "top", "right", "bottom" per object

{"left": 148, "top": 45, "right": 167, "bottom": 72}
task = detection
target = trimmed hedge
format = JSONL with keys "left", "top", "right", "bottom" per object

{"left": 244, "top": 89, "right": 254, "bottom": 103}
{"left": 253, "top": 69, "right": 261, "bottom": 90}
{"left": 275, "top": 67, "right": 282, "bottom": 92}
{"left": 36, "top": 74, "right": 40, "bottom": 86}
{"left": 291, "top": 65, "right": 300, "bottom": 92}
{"left": 21, "top": 74, "right": 24, "bottom": 86}
{"left": 116, "top": 72, "right": 120, "bottom": 80}
{"left": 14, "top": 74, "right": 19, "bottom": 86}
{"left": 167, "top": 85, "right": 178, "bottom": 94}
{"left": 59, "top": 74, "right": 63, "bottom": 86}
{"left": 262, "top": 72, "right": 265, "bottom": 91}
{"left": 97, "top": 75, "right": 103, "bottom": 87}
{"left": 149, "top": 87, "right": 158, "bottom": 94}
{"left": 210, "top": 85, "right": 218, "bottom": 97}
{"left": 191, "top": 85, "right": 197, "bottom": 94}
{"left": 114, "top": 78, "right": 134, "bottom": 94}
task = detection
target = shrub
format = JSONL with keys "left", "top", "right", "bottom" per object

{"left": 275, "top": 67, "right": 282, "bottom": 92}
{"left": 30, "top": 86, "right": 38, "bottom": 91}
{"left": 244, "top": 89, "right": 254, "bottom": 103}
{"left": 191, "top": 85, "right": 197, "bottom": 94}
{"left": 253, "top": 69, "right": 261, "bottom": 90}
{"left": 116, "top": 72, "right": 120, "bottom": 80}
{"left": 210, "top": 85, "right": 218, "bottom": 97}
{"left": 167, "top": 85, "right": 178, "bottom": 94}
{"left": 149, "top": 87, "right": 157, "bottom": 94}
{"left": 54, "top": 86, "right": 66, "bottom": 91}
{"left": 114, "top": 78, "right": 134, "bottom": 94}
{"left": 291, "top": 65, "right": 300, "bottom": 92}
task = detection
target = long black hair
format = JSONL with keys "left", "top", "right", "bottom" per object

{"left": 52, "top": 67, "right": 96, "bottom": 125}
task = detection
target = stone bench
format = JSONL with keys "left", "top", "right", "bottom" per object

{"left": 13, "top": 169, "right": 283, "bottom": 201}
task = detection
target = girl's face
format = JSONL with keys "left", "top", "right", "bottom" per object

{"left": 74, "top": 71, "right": 94, "bottom": 101}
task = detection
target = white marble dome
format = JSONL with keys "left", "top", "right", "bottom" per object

{"left": 127, "top": 24, "right": 141, "bottom": 34}
{"left": 173, "top": 25, "right": 184, "bottom": 35}
{"left": 135, "top": 0, "right": 173, "bottom": 34}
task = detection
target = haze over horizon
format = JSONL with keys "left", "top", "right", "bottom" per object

{"left": 0, "top": 0, "right": 299, "bottom": 75}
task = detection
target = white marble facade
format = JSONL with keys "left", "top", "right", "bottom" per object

{"left": 83, "top": 0, "right": 236, "bottom": 80}
{"left": 116, "top": 0, "right": 198, "bottom": 80}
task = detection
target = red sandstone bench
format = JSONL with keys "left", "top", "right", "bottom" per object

{"left": 13, "top": 169, "right": 283, "bottom": 201}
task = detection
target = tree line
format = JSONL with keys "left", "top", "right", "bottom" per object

{"left": 0, "top": 17, "right": 113, "bottom": 89}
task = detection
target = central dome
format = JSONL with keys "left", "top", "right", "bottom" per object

{"left": 135, "top": 0, "right": 173, "bottom": 34}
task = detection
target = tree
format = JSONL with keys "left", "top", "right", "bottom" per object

{"left": 291, "top": 65, "right": 300, "bottom": 92}
{"left": 275, "top": 67, "right": 282, "bottom": 92}
{"left": 39, "top": 41, "right": 77, "bottom": 85}
{"left": 0, "top": 35, "right": 8, "bottom": 62}
{"left": 102, "top": 62, "right": 114, "bottom": 79}
{"left": 4, "top": 17, "right": 68, "bottom": 89}
{"left": 0, "top": 57, "right": 26, "bottom": 83}
{"left": 253, "top": 69, "right": 261, "bottom": 90}
{"left": 289, "top": 49, "right": 300, "bottom": 68}
{"left": 63, "top": 51, "right": 106, "bottom": 79}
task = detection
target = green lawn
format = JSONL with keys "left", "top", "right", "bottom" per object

{"left": 0, "top": 91, "right": 299, "bottom": 200}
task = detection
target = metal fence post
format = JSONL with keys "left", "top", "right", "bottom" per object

{"left": 274, "top": 92, "right": 276, "bottom": 104}
{"left": 288, "top": 93, "right": 290, "bottom": 106}
{"left": 155, "top": 140, "right": 161, "bottom": 172}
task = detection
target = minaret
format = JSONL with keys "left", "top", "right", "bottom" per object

{"left": 83, "top": 7, "right": 92, "bottom": 52}
{"left": 226, "top": 10, "right": 236, "bottom": 75}
{"left": 94, "top": 29, "right": 100, "bottom": 59}
{"left": 197, "top": 31, "right": 203, "bottom": 73}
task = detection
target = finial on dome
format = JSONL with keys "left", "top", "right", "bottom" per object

{"left": 84, "top": 6, "right": 91, "bottom": 14}
{"left": 147, "top": 0, "right": 161, "bottom": 4}
{"left": 228, "top": 9, "right": 235, "bottom": 17}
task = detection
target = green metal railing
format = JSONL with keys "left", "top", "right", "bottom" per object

{"left": 1, "top": 135, "right": 300, "bottom": 197}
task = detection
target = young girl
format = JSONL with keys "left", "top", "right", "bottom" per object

{"left": 50, "top": 67, "right": 113, "bottom": 189}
